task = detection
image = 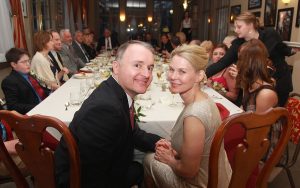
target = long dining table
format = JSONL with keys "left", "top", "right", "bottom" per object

{"left": 27, "top": 70, "right": 243, "bottom": 140}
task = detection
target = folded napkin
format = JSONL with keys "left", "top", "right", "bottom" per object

{"left": 215, "top": 103, "right": 229, "bottom": 120}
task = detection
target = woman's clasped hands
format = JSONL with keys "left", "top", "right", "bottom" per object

{"left": 154, "top": 139, "right": 178, "bottom": 165}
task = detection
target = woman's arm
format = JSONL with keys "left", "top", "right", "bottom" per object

{"left": 155, "top": 116, "right": 205, "bottom": 178}
{"left": 255, "top": 89, "right": 278, "bottom": 113}
{"left": 206, "top": 39, "right": 242, "bottom": 77}
{"left": 224, "top": 68, "right": 239, "bottom": 101}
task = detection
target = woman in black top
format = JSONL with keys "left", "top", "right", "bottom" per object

{"left": 206, "top": 11, "right": 298, "bottom": 106}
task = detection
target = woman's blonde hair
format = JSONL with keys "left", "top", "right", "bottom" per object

{"left": 235, "top": 11, "right": 260, "bottom": 30}
{"left": 200, "top": 40, "right": 214, "bottom": 54}
{"left": 171, "top": 44, "right": 208, "bottom": 72}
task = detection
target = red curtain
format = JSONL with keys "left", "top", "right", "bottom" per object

{"left": 9, "top": 0, "right": 27, "bottom": 49}
{"left": 82, "top": 0, "right": 87, "bottom": 25}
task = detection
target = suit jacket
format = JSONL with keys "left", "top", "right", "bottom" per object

{"left": 82, "top": 43, "right": 96, "bottom": 60}
{"left": 96, "top": 36, "right": 119, "bottom": 52}
{"left": 59, "top": 43, "right": 85, "bottom": 76}
{"left": 72, "top": 41, "right": 90, "bottom": 64}
{"left": 1, "top": 70, "right": 49, "bottom": 115}
{"left": 48, "top": 51, "right": 69, "bottom": 81}
{"left": 55, "top": 76, "right": 160, "bottom": 188}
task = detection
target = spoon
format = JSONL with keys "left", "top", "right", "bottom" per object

{"left": 65, "top": 102, "right": 70, "bottom": 111}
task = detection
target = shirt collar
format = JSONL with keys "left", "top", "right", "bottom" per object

{"left": 112, "top": 75, "right": 133, "bottom": 108}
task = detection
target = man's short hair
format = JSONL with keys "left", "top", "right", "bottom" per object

{"left": 115, "top": 40, "right": 154, "bottom": 61}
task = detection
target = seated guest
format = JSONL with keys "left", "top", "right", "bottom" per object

{"left": 159, "top": 33, "right": 173, "bottom": 53}
{"left": 1, "top": 48, "right": 50, "bottom": 114}
{"left": 162, "top": 36, "right": 181, "bottom": 59}
{"left": 82, "top": 31, "right": 97, "bottom": 60}
{"left": 189, "top": 39, "right": 201, "bottom": 46}
{"left": 96, "top": 28, "right": 120, "bottom": 52}
{"left": 72, "top": 30, "right": 90, "bottom": 64}
{"left": 0, "top": 104, "right": 27, "bottom": 177}
{"left": 237, "top": 39, "right": 280, "bottom": 159}
{"left": 144, "top": 44, "right": 232, "bottom": 187}
{"left": 31, "top": 31, "right": 68, "bottom": 91}
{"left": 175, "top": 31, "right": 187, "bottom": 44}
{"left": 48, "top": 30, "right": 69, "bottom": 82}
{"left": 145, "top": 32, "right": 159, "bottom": 49}
{"left": 207, "top": 44, "right": 239, "bottom": 102}
{"left": 59, "top": 29, "right": 85, "bottom": 76}
{"left": 55, "top": 41, "right": 161, "bottom": 188}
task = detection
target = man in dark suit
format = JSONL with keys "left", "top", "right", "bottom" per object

{"left": 55, "top": 40, "right": 161, "bottom": 188}
{"left": 1, "top": 48, "right": 49, "bottom": 115}
{"left": 72, "top": 30, "right": 90, "bottom": 64}
{"left": 96, "top": 28, "right": 120, "bottom": 52}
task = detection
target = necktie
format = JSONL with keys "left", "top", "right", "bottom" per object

{"left": 129, "top": 102, "right": 135, "bottom": 129}
{"left": 28, "top": 75, "right": 47, "bottom": 100}
{"left": 106, "top": 38, "right": 109, "bottom": 50}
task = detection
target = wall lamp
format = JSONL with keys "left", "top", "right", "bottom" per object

{"left": 282, "top": 0, "right": 290, "bottom": 5}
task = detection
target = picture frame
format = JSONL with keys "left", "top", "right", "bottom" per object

{"left": 21, "top": 0, "right": 28, "bottom": 17}
{"left": 264, "top": 0, "right": 277, "bottom": 27}
{"left": 296, "top": 0, "right": 300, "bottom": 27}
{"left": 248, "top": 0, "right": 262, "bottom": 10}
{"left": 276, "top": 8, "right": 294, "bottom": 41}
{"left": 230, "top": 5, "right": 241, "bottom": 23}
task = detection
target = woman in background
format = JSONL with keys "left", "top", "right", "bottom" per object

{"left": 144, "top": 44, "right": 231, "bottom": 188}
{"left": 180, "top": 11, "right": 192, "bottom": 42}
{"left": 206, "top": 11, "right": 298, "bottom": 106}
{"left": 208, "top": 44, "right": 239, "bottom": 102}
{"left": 31, "top": 31, "right": 68, "bottom": 91}
{"left": 237, "top": 39, "right": 280, "bottom": 160}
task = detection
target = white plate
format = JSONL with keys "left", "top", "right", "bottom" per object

{"left": 73, "top": 73, "right": 93, "bottom": 79}
{"left": 283, "top": 41, "right": 300, "bottom": 48}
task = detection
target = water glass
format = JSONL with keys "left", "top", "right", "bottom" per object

{"left": 69, "top": 92, "right": 81, "bottom": 105}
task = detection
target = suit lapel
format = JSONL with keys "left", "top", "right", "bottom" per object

{"left": 106, "top": 77, "right": 131, "bottom": 129}
{"left": 11, "top": 71, "right": 37, "bottom": 96}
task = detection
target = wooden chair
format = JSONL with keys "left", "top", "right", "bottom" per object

{"left": 0, "top": 110, "right": 80, "bottom": 188}
{"left": 208, "top": 107, "right": 291, "bottom": 188}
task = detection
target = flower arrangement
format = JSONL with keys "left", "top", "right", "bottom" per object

{"left": 212, "top": 82, "right": 227, "bottom": 96}
{"left": 134, "top": 106, "right": 146, "bottom": 122}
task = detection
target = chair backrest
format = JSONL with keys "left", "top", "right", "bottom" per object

{"left": 208, "top": 107, "right": 291, "bottom": 188}
{"left": 0, "top": 110, "right": 80, "bottom": 188}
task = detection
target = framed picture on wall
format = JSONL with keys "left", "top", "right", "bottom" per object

{"left": 264, "top": 0, "right": 277, "bottom": 27}
{"left": 296, "top": 0, "right": 300, "bottom": 27}
{"left": 230, "top": 5, "right": 241, "bottom": 23}
{"left": 248, "top": 0, "right": 262, "bottom": 10}
{"left": 276, "top": 8, "right": 294, "bottom": 41}
{"left": 21, "top": 0, "right": 28, "bottom": 17}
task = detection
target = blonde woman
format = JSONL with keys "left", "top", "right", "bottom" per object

{"left": 144, "top": 44, "right": 231, "bottom": 188}
{"left": 31, "top": 31, "right": 68, "bottom": 91}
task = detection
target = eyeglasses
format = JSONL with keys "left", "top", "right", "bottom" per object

{"left": 18, "top": 59, "right": 31, "bottom": 65}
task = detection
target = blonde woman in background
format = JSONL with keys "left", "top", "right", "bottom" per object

{"left": 144, "top": 44, "right": 231, "bottom": 188}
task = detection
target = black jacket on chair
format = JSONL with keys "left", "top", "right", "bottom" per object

{"left": 1, "top": 70, "right": 49, "bottom": 114}
{"left": 55, "top": 76, "right": 160, "bottom": 188}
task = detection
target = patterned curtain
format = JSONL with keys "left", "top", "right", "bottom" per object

{"left": 9, "top": 0, "right": 27, "bottom": 49}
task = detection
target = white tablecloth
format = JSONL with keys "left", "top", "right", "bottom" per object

{"left": 28, "top": 76, "right": 243, "bottom": 140}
